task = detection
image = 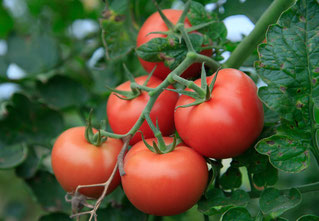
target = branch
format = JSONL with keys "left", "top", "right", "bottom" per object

{"left": 118, "top": 135, "right": 132, "bottom": 176}
{"left": 69, "top": 160, "right": 119, "bottom": 220}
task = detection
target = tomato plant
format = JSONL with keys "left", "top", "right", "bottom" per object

{"left": 121, "top": 137, "right": 208, "bottom": 216}
{"left": 137, "top": 9, "right": 212, "bottom": 79}
{"left": 175, "top": 68, "right": 264, "bottom": 159}
{"left": 106, "top": 75, "right": 179, "bottom": 145}
{"left": 1, "top": 0, "right": 319, "bottom": 220}
{"left": 51, "top": 127, "right": 123, "bottom": 198}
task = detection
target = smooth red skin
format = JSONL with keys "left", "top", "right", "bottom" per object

{"left": 51, "top": 127, "right": 123, "bottom": 198}
{"left": 106, "top": 75, "right": 179, "bottom": 145}
{"left": 121, "top": 137, "right": 208, "bottom": 216}
{"left": 137, "top": 9, "right": 212, "bottom": 79}
{"left": 174, "top": 68, "right": 264, "bottom": 159}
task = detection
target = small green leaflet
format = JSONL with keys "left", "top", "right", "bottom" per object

{"left": 198, "top": 188, "right": 250, "bottom": 216}
{"left": 136, "top": 33, "right": 203, "bottom": 71}
{"left": 255, "top": 0, "right": 319, "bottom": 173}
{"left": 259, "top": 188, "right": 301, "bottom": 218}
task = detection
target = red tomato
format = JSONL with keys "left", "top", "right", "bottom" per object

{"left": 121, "top": 137, "right": 208, "bottom": 216}
{"left": 137, "top": 9, "right": 212, "bottom": 79}
{"left": 106, "top": 75, "right": 179, "bottom": 145}
{"left": 51, "top": 127, "right": 122, "bottom": 198}
{"left": 174, "top": 68, "right": 264, "bottom": 159}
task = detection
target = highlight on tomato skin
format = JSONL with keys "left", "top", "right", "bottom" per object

{"left": 121, "top": 137, "right": 209, "bottom": 216}
{"left": 137, "top": 9, "right": 213, "bottom": 79}
{"left": 174, "top": 68, "right": 264, "bottom": 159}
{"left": 106, "top": 75, "right": 179, "bottom": 145}
{"left": 51, "top": 126, "right": 123, "bottom": 199}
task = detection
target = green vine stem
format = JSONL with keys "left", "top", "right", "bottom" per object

{"left": 223, "top": 0, "right": 296, "bottom": 69}
{"left": 249, "top": 181, "right": 319, "bottom": 199}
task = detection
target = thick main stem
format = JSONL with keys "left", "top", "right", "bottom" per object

{"left": 223, "top": 0, "right": 296, "bottom": 69}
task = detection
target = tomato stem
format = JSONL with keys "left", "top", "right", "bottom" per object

{"left": 152, "top": 0, "right": 175, "bottom": 30}
{"left": 118, "top": 135, "right": 132, "bottom": 176}
{"left": 171, "top": 74, "right": 206, "bottom": 98}
{"left": 177, "top": 0, "right": 191, "bottom": 26}
{"left": 177, "top": 25, "right": 195, "bottom": 52}
{"left": 145, "top": 114, "right": 168, "bottom": 153}
{"left": 223, "top": 0, "right": 296, "bottom": 69}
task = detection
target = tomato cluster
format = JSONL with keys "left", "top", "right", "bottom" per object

{"left": 51, "top": 9, "right": 264, "bottom": 217}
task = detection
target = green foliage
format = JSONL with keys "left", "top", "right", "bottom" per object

{"left": 259, "top": 188, "right": 302, "bottom": 218}
{"left": 5, "top": 33, "right": 60, "bottom": 75}
{"left": 26, "top": 171, "right": 70, "bottom": 213}
{"left": 136, "top": 1, "right": 227, "bottom": 70}
{"left": 219, "top": 167, "right": 242, "bottom": 190}
{"left": 220, "top": 207, "right": 252, "bottom": 221}
{"left": 0, "top": 0, "right": 319, "bottom": 220}
{"left": 255, "top": 0, "right": 319, "bottom": 173}
{"left": 136, "top": 34, "right": 203, "bottom": 70}
{"left": 220, "top": 0, "right": 273, "bottom": 23}
{"left": 297, "top": 215, "right": 319, "bottom": 221}
{"left": 0, "top": 143, "right": 27, "bottom": 169}
{"left": 39, "top": 212, "right": 71, "bottom": 221}
{"left": 0, "top": 2, "right": 14, "bottom": 38}
{"left": 198, "top": 188, "right": 250, "bottom": 216}
{"left": 36, "top": 75, "right": 90, "bottom": 109}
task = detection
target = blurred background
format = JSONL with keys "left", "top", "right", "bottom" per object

{"left": 1, "top": 0, "right": 319, "bottom": 220}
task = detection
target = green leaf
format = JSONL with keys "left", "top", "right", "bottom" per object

{"left": 100, "top": 10, "right": 135, "bottom": 60}
{"left": 97, "top": 197, "right": 146, "bottom": 221}
{"left": 39, "top": 212, "right": 71, "bottom": 221}
{"left": 25, "top": 171, "right": 70, "bottom": 212}
{"left": 220, "top": 167, "right": 242, "bottom": 190}
{"left": 253, "top": 161, "right": 278, "bottom": 187}
{"left": 198, "top": 189, "right": 250, "bottom": 216}
{"left": 188, "top": 1, "right": 227, "bottom": 43}
{"left": 297, "top": 215, "right": 319, "bottom": 221}
{"left": 27, "top": 0, "right": 88, "bottom": 33}
{"left": 221, "top": 207, "right": 252, "bottom": 221}
{"left": 259, "top": 188, "right": 302, "bottom": 218}
{"left": 232, "top": 148, "right": 268, "bottom": 174}
{"left": 136, "top": 33, "right": 203, "bottom": 70}
{"left": 256, "top": 135, "right": 310, "bottom": 172}
{"left": 0, "top": 4, "right": 14, "bottom": 38}
{"left": 220, "top": 0, "right": 273, "bottom": 23}
{"left": 6, "top": 33, "right": 60, "bottom": 75}
{"left": 15, "top": 145, "right": 49, "bottom": 179}
{"left": 0, "top": 143, "right": 27, "bottom": 169}
{"left": 255, "top": 0, "right": 319, "bottom": 173}
{"left": 0, "top": 93, "right": 64, "bottom": 146}
{"left": 0, "top": 55, "right": 8, "bottom": 76}
{"left": 37, "top": 75, "right": 89, "bottom": 109}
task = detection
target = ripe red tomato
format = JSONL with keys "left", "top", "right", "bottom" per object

{"left": 137, "top": 9, "right": 212, "bottom": 79}
{"left": 51, "top": 127, "right": 122, "bottom": 198}
{"left": 121, "top": 137, "right": 208, "bottom": 216}
{"left": 174, "top": 68, "right": 264, "bottom": 159}
{"left": 106, "top": 75, "right": 179, "bottom": 145}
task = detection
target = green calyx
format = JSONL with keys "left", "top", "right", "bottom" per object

{"left": 173, "top": 63, "right": 220, "bottom": 109}
{"left": 141, "top": 114, "right": 179, "bottom": 154}
{"left": 85, "top": 110, "right": 107, "bottom": 146}
{"left": 152, "top": 0, "right": 214, "bottom": 49}
{"left": 106, "top": 64, "right": 155, "bottom": 100}
{"left": 141, "top": 132, "right": 178, "bottom": 154}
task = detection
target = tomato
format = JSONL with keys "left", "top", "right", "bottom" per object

{"left": 137, "top": 9, "right": 212, "bottom": 79}
{"left": 106, "top": 75, "right": 179, "bottom": 145}
{"left": 121, "top": 137, "right": 208, "bottom": 216}
{"left": 174, "top": 68, "right": 264, "bottom": 159}
{"left": 51, "top": 127, "right": 122, "bottom": 198}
